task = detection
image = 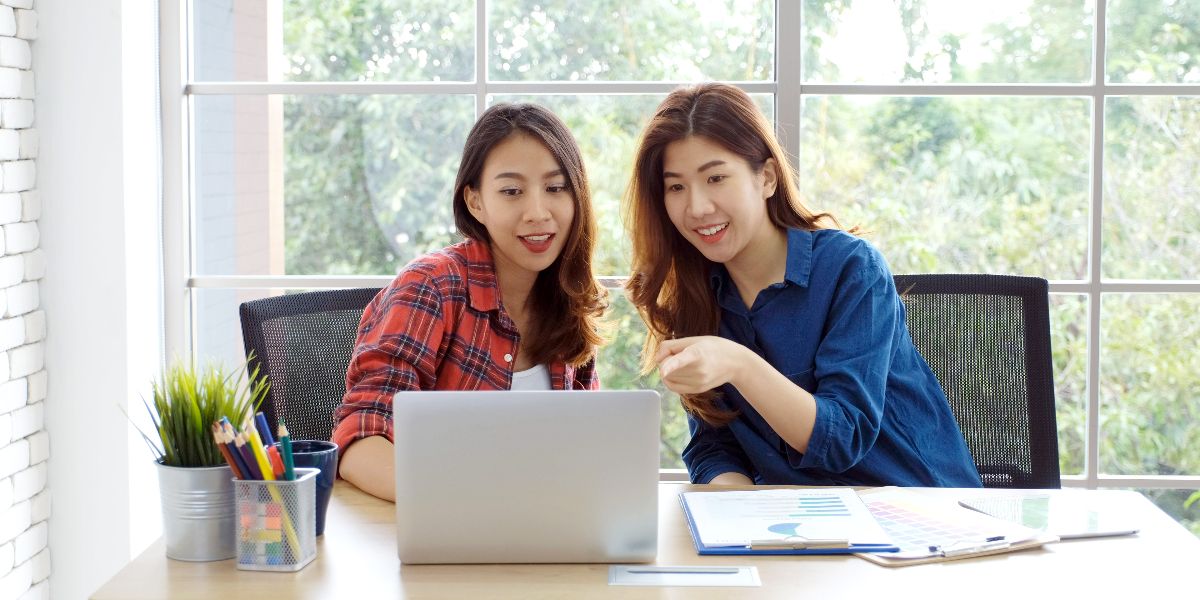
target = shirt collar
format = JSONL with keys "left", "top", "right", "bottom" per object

{"left": 709, "top": 227, "right": 815, "bottom": 297}
{"left": 783, "top": 227, "right": 814, "bottom": 287}
{"left": 458, "top": 238, "right": 502, "bottom": 313}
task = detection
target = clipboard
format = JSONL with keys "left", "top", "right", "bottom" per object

{"left": 679, "top": 489, "right": 899, "bottom": 555}
{"left": 958, "top": 490, "right": 1141, "bottom": 540}
{"left": 854, "top": 487, "right": 1057, "bottom": 567}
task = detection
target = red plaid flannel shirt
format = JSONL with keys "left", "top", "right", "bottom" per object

{"left": 332, "top": 239, "right": 599, "bottom": 454}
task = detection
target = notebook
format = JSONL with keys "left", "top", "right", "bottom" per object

{"left": 392, "top": 390, "right": 661, "bottom": 564}
{"left": 958, "top": 490, "right": 1142, "bottom": 539}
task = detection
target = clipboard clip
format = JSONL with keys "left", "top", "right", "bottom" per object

{"left": 749, "top": 535, "right": 851, "bottom": 550}
{"left": 928, "top": 536, "right": 1010, "bottom": 558}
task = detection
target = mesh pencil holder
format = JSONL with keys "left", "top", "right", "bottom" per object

{"left": 233, "top": 467, "right": 319, "bottom": 571}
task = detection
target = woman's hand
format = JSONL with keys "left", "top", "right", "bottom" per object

{"left": 655, "top": 336, "right": 750, "bottom": 395}
{"left": 658, "top": 335, "right": 819, "bottom": 455}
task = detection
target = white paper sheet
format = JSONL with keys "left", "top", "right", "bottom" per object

{"left": 681, "top": 488, "right": 892, "bottom": 547}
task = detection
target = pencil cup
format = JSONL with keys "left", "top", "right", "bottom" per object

{"left": 233, "top": 468, "right": 319, "bottom": 572}
{"left": 278, "top": 440, "right": 338, "bottom": 536}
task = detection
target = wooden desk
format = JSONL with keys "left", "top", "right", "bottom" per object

{"left": 93, "top": 483, "right": 1199, "bottom": 598}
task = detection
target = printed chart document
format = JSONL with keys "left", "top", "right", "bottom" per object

{"left": 856, "top": 487, "right": 1057, "bottom": 567}
{"left": 679, "top": 488, "right": 897, "bottom": 555}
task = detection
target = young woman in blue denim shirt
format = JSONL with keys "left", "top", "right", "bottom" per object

{"left": 625, "top": 83, "right": 981, "bottom": 487}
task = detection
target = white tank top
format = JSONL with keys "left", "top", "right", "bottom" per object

{"left": 509, "top": 364, "right": 552, "bottom": 391}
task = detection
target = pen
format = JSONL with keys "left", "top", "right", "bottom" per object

{"left": 626, "top": 566, "right": 741, "bottom": 574}
{"left": 928, "top": 537, "right": 1010, "bottom": 557}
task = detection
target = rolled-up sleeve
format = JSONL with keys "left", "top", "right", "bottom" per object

{"left": 682, "top": 411, "right": 754, "bottom": 483}
{"left": 787, "top": 255, "right": 897, "bottom": 473}
{"left": 331, "top": 272, "right": 447, "bottom": 455}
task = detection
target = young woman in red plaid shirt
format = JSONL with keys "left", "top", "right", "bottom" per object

{"left": 335, "top": 104, "right": 607, "bottom": 501}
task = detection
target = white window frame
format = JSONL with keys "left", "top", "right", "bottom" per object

{"left": 161, "top": 1, "right": 1200, "bottom": 488}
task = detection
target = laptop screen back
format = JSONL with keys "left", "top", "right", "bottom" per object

{"left": 393, "top": 390, "right": 661, "bottom": 564}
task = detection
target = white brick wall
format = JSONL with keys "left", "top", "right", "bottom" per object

{"left": 0, "top": 2, "right": 45, "bottom": 597}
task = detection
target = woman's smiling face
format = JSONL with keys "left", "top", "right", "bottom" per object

{"left": 661, "top": 134, "right": 777, "bottom": 266}
{"left": 466, "top": 132, "right": 576, "bottom": 282}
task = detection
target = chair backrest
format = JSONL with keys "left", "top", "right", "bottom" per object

{"left": 239, "top": 287, "right": 383, "bottom": 442}
{"left": 894, "top": 274, "right": 1060, "bottom": 488}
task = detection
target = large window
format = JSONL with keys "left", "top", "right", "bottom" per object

{"left": 168, "top": 1, "right": 1200, "bottom": 531}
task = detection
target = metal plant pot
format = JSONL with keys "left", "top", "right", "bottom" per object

{"left": 155, "top": 462, "right": 236, "bottom": 561}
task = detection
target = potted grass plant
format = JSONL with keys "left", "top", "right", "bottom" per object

{"left": 132, "top": 357, "right": 269, "bottom": 561}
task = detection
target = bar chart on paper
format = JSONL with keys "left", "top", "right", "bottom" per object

{"left": 680, "top": 488, "right": 891, "bottom": 547}
{"left": 765, "top": 493, "right": 852, "bottom": 536}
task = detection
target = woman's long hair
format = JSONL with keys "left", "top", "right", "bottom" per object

{"left": 453, "top": 103, "right": 606, "bottom": 366}
{"left": 624, "top": 83, "right": 844, "bottom": 424}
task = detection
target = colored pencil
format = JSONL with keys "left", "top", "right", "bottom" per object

{"left": 267, "top": 445, "right": 286, "bottom": 479}
{"left": 233, "top": 433, "right": 263, "bottom": 480}
{"left": 210, "top": 423, "right": 244, "bottom": 479}
{"left": 244, "top": 415, "right": 274, "bottom": 482}
{"left": 217, "top": 421, "right": 253, "bottom": 479}
{"left": 255, "top": 411, "right": 276, "bottom": 446}
{"left": 278, "top": 421, "right": 295, "bottom": 481}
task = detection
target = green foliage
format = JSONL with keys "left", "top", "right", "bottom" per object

{"left": 142, "top": 358, "right": 269, "bottom": 468}
{"left": 270, "top": 0, "right": 1200, "bottom": 498}
{"left": 1107, "top": 0, "right": 1200, "bottom": 83}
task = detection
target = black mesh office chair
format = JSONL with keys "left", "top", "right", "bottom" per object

{"left": 239, "top": 288, "right": 383, "bottom": 442}
{"left": 894, "top": 274, "right": 1060, "bottom": 489}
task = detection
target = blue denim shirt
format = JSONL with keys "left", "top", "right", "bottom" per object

{"left": 682, "top": 228, "right": 982, "bottom": 488}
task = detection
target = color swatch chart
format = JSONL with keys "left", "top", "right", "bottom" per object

{"left": 861, "top": 488, "right": 1038, "bottom": 558}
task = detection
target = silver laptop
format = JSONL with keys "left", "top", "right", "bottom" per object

{"left": 393, "top": 390, "right": 661, "bottom": 564}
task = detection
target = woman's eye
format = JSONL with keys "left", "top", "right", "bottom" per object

{"left": 708, "top": 175, "right": 726, "bottom": 184}
{"left": 547, "top": 184, "right": 567, "bottom": 193}
{"left": 666, "top": 183, "right": 684, "bottom": 193}
{"left": 500, "top": 187, "right": 521, "bottom": 197}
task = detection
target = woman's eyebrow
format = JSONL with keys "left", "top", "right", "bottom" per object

{"left": 493, "top": 168, "right": 564, "bottom": 181}
{"left": 663, "top": 160, "right": 727, "bottom": 179}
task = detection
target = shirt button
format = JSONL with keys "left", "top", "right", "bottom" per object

{"left": 503, "top": 353, "right": 513, "bottom": 363}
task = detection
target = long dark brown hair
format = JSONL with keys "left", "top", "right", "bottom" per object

{"left": 624, "top": 83, "right": 845, "bottom": 424}
{"left": 452, "top": 103, "right": 606, "bottom": 367}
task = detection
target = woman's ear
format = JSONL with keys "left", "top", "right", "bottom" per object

{"left": 465, "top": 186, "right": 485, "bottom": 222}
{"left": 761, "top": 158, "right": 779, "bottom": 199}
